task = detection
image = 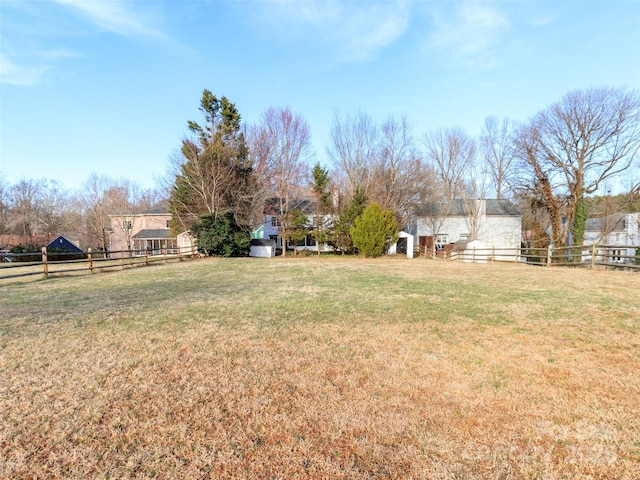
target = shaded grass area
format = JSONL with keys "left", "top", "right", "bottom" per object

{"left": 1, "top": 257, "right": 639, "bottom": 478}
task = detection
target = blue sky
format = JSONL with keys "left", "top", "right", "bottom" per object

{"left": 1, "top": 0, "right": 639, "bottom": 191}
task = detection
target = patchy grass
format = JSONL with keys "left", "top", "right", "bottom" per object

{"left": 1, "top": 257, "right": 639, "bottom": 478}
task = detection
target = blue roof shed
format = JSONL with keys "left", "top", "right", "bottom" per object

{"left": 47, "top": 235, "right": 84, "bottom": 253}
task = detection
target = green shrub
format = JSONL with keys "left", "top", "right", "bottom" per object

{"left": 190, "top": 213, "right": 250, "bottom": 257}
{"left": 350, "top": 203, "right": 399, "bottom": 258}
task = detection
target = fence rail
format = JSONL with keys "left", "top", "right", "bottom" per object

{"left": 424, "top": 243, "right": 640, "bottom": 270}
{"left": 2, "top": 242, "right": 638, "bottom": 283}
{"left": 0, "top": 246, "right": 202, "bottom": 282}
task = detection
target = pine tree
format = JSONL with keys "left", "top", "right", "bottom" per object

{"left": 350, "top": 203, "right": 398, "bottom": 258}
{"left": 311, "top": 164, "right": 331, "bottom": 255}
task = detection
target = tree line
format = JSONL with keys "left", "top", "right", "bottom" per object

{"left": 1, "top": 86, "right": 639, "bottom": 256}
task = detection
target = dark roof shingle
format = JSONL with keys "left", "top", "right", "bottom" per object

{"left": 132, "top": 229, "right": 173, "bottom": 239}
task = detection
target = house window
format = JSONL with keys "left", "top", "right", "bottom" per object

{"left": 459, "top": 234, "right": 471, "bottom": 241}
{"left": 436, "top": 234, "right": 448, "bottom": 249}
{"left": 166, "top": 220, "right": 170, "bottom": 228}
{"left": 122, "top": 220, "right": 132, "bottom": 230}
{"left": 270, "top": 216, "right": 282, "bottom": 227}
{"left": 503, "top": 234, "right": 514, "bottom": 246}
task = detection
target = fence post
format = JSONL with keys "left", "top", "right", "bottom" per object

{"left": 41, "top": 247, "right": 48, "bottom": 278}
{"left": 88, "top": 248, "right": 94, "bottom": 273}
{"left": 591, "top": 243, "right": 597, "bottom": 269}
{"left": 547, "top": 245, "right": 552, "bottom": 267}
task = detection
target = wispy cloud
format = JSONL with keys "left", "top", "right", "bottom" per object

{"left": 0, "top": 45, "right": 79, "bottom": 86}
{"left": 335, "top": 4, "right": 410, "bottom": 62}
{"left": 0, "top": 52, "right": 49, "bottom": 87}
{"left": 426, "top": 0, "right": 511, "bottom": 68}
{"left": 52, "top": 0, "right": 165, "bottom": 39}
{"left": 250, "top": 0, "right": 411, "bottom": 62}
{"left": 0, "top": 0, "right": 165, "bottom": 86}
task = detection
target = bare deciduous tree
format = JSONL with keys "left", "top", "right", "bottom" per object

{"left": 370, "top": 115, "right": 434, "bottom": 227}
{"left": 480, "top": 116, "right": 517, "bottom": 200}
{"left": 0, "top": 176, "right": 8, "bottom": 236}
{"left": 423, "top": 127, "right": 475, "bottom": 202}
{"left": 253, "top": 106, "right": 312, "bottom": 256}
{"left": 78, "top": 173, "right": 125, "bottom": 252}
{"left": 37, "top": 179, "right": 73, "bottom": 242}
{"left": 328, "top": 110, "right": 377, "bottom": 198}
{"left": 516, "top": 87, "right": 640, "bottom": 247}
{"left": 7, "top": 179, "right": 44, "bottom": 245}
{"left": 422, "top": 127, "right": 478, "bottom": 250}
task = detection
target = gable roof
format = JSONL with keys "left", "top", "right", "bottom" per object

{"left": 132, "top": 229, "right": 174, "bottom": 240}
{"left": 46, "top": 235, "right": 83, "bottom": 253}
{"left": 415, "top": 199, "right": 521, "bottom": 217}
{"left": 585, "top": 213, "right": 634, "bottom": 233}
{"left": 415, "top": 199, "right": 468, "bottom": 216}
{"left": 264, "top": 197, "right": 317, "bottom": 215}
{"left": 486, "top": 199, "right": 521, "bottom": 216}
{"left": 144, "top": 201, "right": 170, "bottom": 215}
{"left": 108, "top": 201, "right": 171, "bottom": 218}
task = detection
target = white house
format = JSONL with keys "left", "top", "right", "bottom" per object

{"left": 583, "top": 212, "right": 640, "bottom": 264}
{"left": 415, "top": 199, "right": 522, "bottom": 261}
{"left": 252, "top": 197, "right": 334, "bottom": 254}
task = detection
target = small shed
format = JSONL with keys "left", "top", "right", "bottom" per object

{"left": 250, "top": 238, "right": 276, "bottom": 258}
{"left": 47, "top": 235, "right": 83, "bottom": 253}
{"left": 387, "top": 231, "right": 414, "bottom": 259}
{"left": 177, "top": 231, "right": 197, "bottom": 255}
{"left": 453, "top": 239, "right": 487, "bottom": 263}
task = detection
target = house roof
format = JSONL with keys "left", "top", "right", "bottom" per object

{"left": 585, "top": 213, "right": 628, "bottom": 233}
{"left": 46, "top": 235, "right": 83, "bottom": 253}
{"left": 264, "top": 197, "right": 317, "bottom": 215}
{"left": 415, "top": 199, "right": 521, "bottom": 217}
{"left": 132, "top": 229, "right": 174, "bottom": 239}
{"left": 415, "top": 199, "right": 467, "bottom": 216}
{"left": 486, "top": 199, "right": 521, "bottom": 216}
{"left": 144, "top": 201, "right": 170, "bottom": 215}
{"left": 108, "top": 201, "right": 171, "bottom": 218}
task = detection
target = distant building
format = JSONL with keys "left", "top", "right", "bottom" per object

{"left": 253, "top": 197, "right": 334, "bottom": 253}
{"left": 46, "top": 235, "right": 83, "bottom": 253}
{"left": 415, "top": 199, "right": 522, "bottom": 260}
{"left": 108, "top": 203, "right": 177, "bottom": 258}
{"left": 583, "top": 212, "right": 640, "bottom": 264}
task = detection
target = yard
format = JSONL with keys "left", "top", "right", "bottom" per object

{"left": 1, "top": 257, "right": 639, "bottom": 479}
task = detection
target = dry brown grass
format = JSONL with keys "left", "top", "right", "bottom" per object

{"left": 1, "top": 257, "right": 639, "bottom": 479}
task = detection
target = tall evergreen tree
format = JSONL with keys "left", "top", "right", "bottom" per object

{"left": 170, "top": 90, "right": 256, "bottom": 233}
{"left": 311, "top": 163, "right": 332, "bottom": 255}
{"left": 332, "top": 186, "right": 368, "bottom": 254}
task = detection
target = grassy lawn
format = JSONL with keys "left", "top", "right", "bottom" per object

{"left": 1, "top": 257, "right": 639, "bottom": 479}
